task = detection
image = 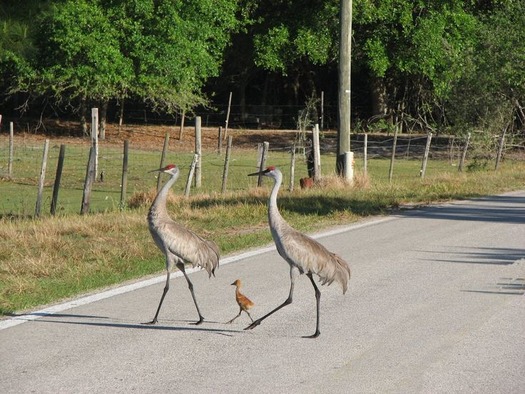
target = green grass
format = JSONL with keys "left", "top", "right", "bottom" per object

{"left": 1, "top": 137, "right": 525, "bottom": 315}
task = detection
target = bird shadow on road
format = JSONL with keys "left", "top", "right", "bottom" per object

{"left": 14, "top": 313, "right": 242, "bottom": 335}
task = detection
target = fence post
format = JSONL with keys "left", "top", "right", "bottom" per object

{"left": 81, "top": 147, "right": 96, "bottom": 214}
{"left": 458, "top": 132, "right": 471, "bottom": 172}
{"left": 388, "top": 125, "right": 399, "bottom": 182}
{"left": 289, "top": 145, "right": 296, "bottom": 192}
{"left": 195, "top": 116, "right": 202, "bottom": 188}
{"left": 120, "top": 140, "right": 129, "bottom": 210}
{"left": 257, "top": 141, "right": 269, "bottom": 186}
{"left": 184, "top": 153, "right": 199, "bottom": 197}
{"left": 179, "top": 110, "right": 186, "bottom": 141}
{"left": 224, "top": 91, "right": 232, "bottom": 140}
{"left": 312, "top": 124, "right": 321, "bottom": 181}
{"left": 157, "top": 133, "right": 169, "bottom": 191}
{"left": 8, "top": 122, "right": 14, "bottom": 178}
{"left": 363, "top": 133, "right": 368, "bottom": 176}
{"left": 51, "top": 144, "right": 66, "bottom": 215}
{"left": 91, "top": 108, "right": 99, "bottom": 179}
{"left": 420, "top": 132, "right": 433, "bottom": 178}
{"left": 35, "top": 139, "right": 50, "bottom": 217}
{"left": 221, "top": 136, "right": 233, "bottom": 194}
{"left": 218, "top": 126, "right": 223, "bottom": 155}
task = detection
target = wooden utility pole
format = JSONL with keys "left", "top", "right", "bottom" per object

{"left": 337, "top": 0, "right": 353, "bottom": 181}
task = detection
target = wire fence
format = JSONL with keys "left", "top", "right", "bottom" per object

{"left": 0, "top": 122, "right": 521, "bottom": 218}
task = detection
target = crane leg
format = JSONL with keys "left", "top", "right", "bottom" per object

{"left": 143, "top": 271, "right": 170, "bottom": 325}
{"left": 244, "top": 267, "right": 297, "bottom": 331}
{"left": 304, "top": 272, "right": 321, "bottom": 338}
{"left": 177, "top": 262, "right": 205, "bottom": 325}
{"left": 226, "top": 308, "right": 243, "bottom": 324}
{"left": 245, "top": 310, "right": 254, "bottom": 323}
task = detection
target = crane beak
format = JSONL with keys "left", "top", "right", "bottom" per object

{"left": 248, "top": 169, "right": 267, "bottom": 177}
{"left": 148, "top": 168, "right": 164, "bottom": 173}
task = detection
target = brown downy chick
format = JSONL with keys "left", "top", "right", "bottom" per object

{"left": 227, "top": 279, "right": 254, "bottom": 324}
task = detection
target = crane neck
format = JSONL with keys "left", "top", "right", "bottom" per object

{"left": 150, "top": 171, "right": 179, "bottom": 216}
{"left": 268, "top": 170, "right": 284, "bottom": 223}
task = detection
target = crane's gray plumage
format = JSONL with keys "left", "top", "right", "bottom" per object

{"left": 245, "top": 166, "right": 351, "bottom": 338}
{"left": 144, "top": 164, "right": 219, "bottom": 325}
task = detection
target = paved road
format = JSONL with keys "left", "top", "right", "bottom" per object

{"left": 1, "top": 191, "right": 524, "bottom": 393}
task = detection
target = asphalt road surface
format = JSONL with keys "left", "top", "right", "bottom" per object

{"left": 1, "top": 191, "right": 524, "bottom": 393}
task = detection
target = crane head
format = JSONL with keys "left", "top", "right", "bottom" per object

{"left": 248, "top": 166, "right": 277, "bottom": 177}
{"left": 149, "top": 164, "right": 178, "bottom": 174}
{"left": 231, "top": 279, "right": 241, "bottom": 287}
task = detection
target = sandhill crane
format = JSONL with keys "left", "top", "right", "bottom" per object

{"left": 144, "top": 164, "right": 219, "bottom": 325}
{"left": 245, "top": 166, "right": 351, "bottom": 338}
{"left": 227, "top": 279, "right": 254, "bottom": 324}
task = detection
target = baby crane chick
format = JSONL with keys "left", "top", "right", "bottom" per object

{"left": 227, "top": 279, "right": 254, "bottom": 324}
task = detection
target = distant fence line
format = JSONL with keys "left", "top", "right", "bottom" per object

{"left": 0, "top": 113, "right": 514, "bottom": 219}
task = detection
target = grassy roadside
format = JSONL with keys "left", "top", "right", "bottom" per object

{"left": 1, "top": 157, "right": 525, "bottom": 315}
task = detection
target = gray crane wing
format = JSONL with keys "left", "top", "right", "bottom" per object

{"left": 279, "top": 228, "right": 351, "bottom": 293}
{"left": 158, "top": 220, "right": 220, "bottom": 276}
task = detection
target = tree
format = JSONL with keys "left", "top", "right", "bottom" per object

{"left": 36, "top": 0, "right": 134, "bottom": 134}
{"left": 446, "top": 1, "right": 525, "bottom": 138}
{"left": 106, "top": 0, "right": 241, "bottom": 115}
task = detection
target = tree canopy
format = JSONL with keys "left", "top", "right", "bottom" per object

{"left": 0, "top": 0, "right": 523, "bottom": 138}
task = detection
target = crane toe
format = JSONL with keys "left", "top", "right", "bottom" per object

{"left": 244, "top": 320, "right": 261, "bottom": 330}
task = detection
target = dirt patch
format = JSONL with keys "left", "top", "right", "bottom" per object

{"left": 3, "top": 120, "right": 309, "bottom": 152}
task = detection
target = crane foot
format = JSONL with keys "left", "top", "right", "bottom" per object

{"left": 302, "top": 330, "right": 320, "bottom": 339}
{"left": 244, "top": 320, "right": 261, "bottom": 330}
{"left": 191, "top": 317, "right": 204, "bottom": 325}
{"left": 141, "top": 319, "right": 158, "bottom": 325}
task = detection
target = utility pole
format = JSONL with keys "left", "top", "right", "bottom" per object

{"left": 337, "top": 0, "right": 353, "bottom": 182}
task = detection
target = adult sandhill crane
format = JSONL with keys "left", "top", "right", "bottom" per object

{"left": 227, "top": 279, "right": 254, "bottom": 324}
{"left": 144, "top": 164, "right": 219, "bottom": 325}
{"left": 246, "top": 166, "right": 351, "bottom": 338}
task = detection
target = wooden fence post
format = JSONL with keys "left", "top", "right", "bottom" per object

{"left": 289, "top": 145, "right": 296, "bottom": 192}
{"left": 458, "top": 132, "right": 471, "bottom": 172}
{"left": 35, "top": 139, "right": 50, "bottom": 217}
{"left": 224, "top": 91, "right": 232, "bottom": 140}
{"left": 420, "top": 132, "right": 433, "bottom": 178}
{"left": 184, "top": 154, "right": 199, "bottom": 197}
{"left": 218, "top": 126, "right": 223, "bottom": 155}
{"left": 257, "top": 141, "right": 269, "bottom": 186}
{"left": 157, "top": 133, "right": 169, "bottom": 191}
{"left": 179, "top": 110, "right": 186, "bottom": 141}
{"left": 221, "top": 136, "right": 233, "bottom": 194}
{"left": 363, "top": 133, "right": 368, "bottom": 176}
{"left": 91, "top": 108, "right": 99, "bottom": 179}
{"left": 120, "top": 140, "right": 129, "bottom": 210}
{"left": 312, "top": 124, "right": 321, "bottom": 181}
{"left": 81, "top": 146, "right": 96, "bottom": 214}
{"left": 8, "top": 122, "right": 14, "bottom": 178}
{"left": 388, "top": 125, "right": 399, "bottom": 182}
{"left": 51, "top": 144, "right": 66, "bottom": 215}
{"left": 195, "top": 116, "right": 202, "bottom": 188}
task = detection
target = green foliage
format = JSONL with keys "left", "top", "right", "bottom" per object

{"left": 445, "top": 1, "right": 525, "bottom": 135}
{"left": 36, "top": 0, "right": 133, "bottom": 103}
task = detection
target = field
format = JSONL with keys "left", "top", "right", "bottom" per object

{"left": 1, "top": 122, "right": 525, "bottom": 315}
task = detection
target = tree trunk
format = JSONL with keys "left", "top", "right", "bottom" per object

{"left": 99, "top": 100, "right": 108, "bottom": 140}
{"left": 371, "top": 76, "right": 388, "bottom": 117}
{"left": 80, "top": 96, "right": 88, "bottom": 136}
